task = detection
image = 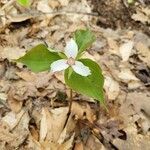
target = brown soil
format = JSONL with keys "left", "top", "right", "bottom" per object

{"left": 91, "top": 0, "right": 150, "bottom": 35}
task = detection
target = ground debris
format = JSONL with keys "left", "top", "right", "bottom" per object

{"left": 0, "top": 0, "right": 149, "bottom": 149}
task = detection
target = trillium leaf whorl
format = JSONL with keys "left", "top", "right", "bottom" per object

{"left": 17, "top": 29, "right": 105, "bottom": 104}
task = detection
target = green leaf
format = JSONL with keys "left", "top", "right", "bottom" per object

{"left": 17, "top": 44, "right": 61, "bottom": 72}
{"left": 58, "top": 52, "right": 67, "bottom": 59}
{"left": 17, "top": 0, "right": 30, "bottom": 7}
{"left": 65, "top": 59, "right": 104, "bottom": 103}
{"left": 74, "top": 29, "right": 96, "bottom": 55}
{"left": 128, "top": 0, "right": 134, "bottom": 4}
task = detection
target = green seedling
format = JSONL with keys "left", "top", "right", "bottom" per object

{"left": 16, "top": 0, "right": 30, "bottom": 7}
{"left": 127, "top": 0, "right": 134, "bottom": 4}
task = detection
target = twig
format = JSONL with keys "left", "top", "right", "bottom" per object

{"left": 68, "top": 89, "right": 73, "bottom": 114}
{"left": 31, "top": 10, "right": 99, "bottom": 17}
{"left": 0, "top": 10, "right": 99, "bottom": 21}
{"left": 63, "top": 89, "right": 73, "bottom": 129}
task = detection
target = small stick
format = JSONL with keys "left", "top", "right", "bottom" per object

{"left": 63, "top": 89, "right": 73, "bottom": 128}
{"left": 68, "top": 88, "right": 73, "bottom": 115}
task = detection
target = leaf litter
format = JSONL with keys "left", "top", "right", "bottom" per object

{"left": 0, "top": 0, "right": 150, "bottom": 149}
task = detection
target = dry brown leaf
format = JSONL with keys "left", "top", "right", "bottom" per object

{"left": 62, "top": 0, "right": 91, "bottom": 22}
{"left": 39, "top": 107, "right": 75, "bottom": 150}
{"left": 16, "top": 71, "right": 36, "bottom": 82}
{"left": 37, "top": 0, "right": 52, "bottom": 13}
{"left": 8, "top": 100, "right": 22, "bottom": 113}
{"left": 39, "top": 107, "right": 69, "bottom": 143}
{"left": 83, "top": 51, "right": 97, "bottom": 61}
{"left": 0, "top": 142, "right": 5, "bottom": 150}
{"left": 40, "top": 134, "right": 75, "bottom": 150}
{"left": 57, "top": 0, "right": 69, "bottom": 6}
{"left": 0, "top": 28, "right": 28, "bottom": 47}
{"left": 132, "top": 7, "right": 150, "bottom": 24}
{"left": 57, "top": 111, "right": 76, "bottom": 145}
{"left": 0, "top": 110, "right": 30, "bottom": 148}
{"left": 7, "top": 80, "right": 38, "bottom": 101}
{"left": 48, "top": 107, "right": 69, "bottom": 141}
{"left": 58, "top": 133, "right": 75, "bottom": 150}
{"left": 135, "top": 42, "right": 150, "bottom": 67}
{"left": 40, "top": 141, "right": 57, "bottom": 150}
{"left": 120, "top": 92, "right": 150, "bottom": 133}
{"left": 2, "top": 109, "right": 25, "bottom": 130}
{"left": 128, "top": 81, "right": 142, "bottom": 90}
{"left": 92, "top": 39, "right": 107, "bottom": 52}
{"left": 0, "top": 46, "right": 26, "bottom": 60}
{"left": 0, "top": 63, "right": 5, "bottom": 78}
{"left": 9, "top": 111, "right": 30, "bottom": 148}
{"left": 104, "top": 76, "right": 120, "bottom": 100}
{"left": 54, "top": 72, "right": 65, "bottom": 84}
{"left": 48, "top": 0, "right": 60, "bottom": 9}
{"left": 113, "top": 124, "right": 150, "bottom": 150}
{"left": 118, "top": 68, "right": 139, "bottom": 82}
{"left": 0, "top": 93, "right": 7, "bottom": 101}
{"left": 0, "top": 123, "right": 16, "bottom": 143}
{"left": 107, "top": 38, "right": 119, "bottom": 54}
{"left": 5, "top": 66, "right": 19, "bottom": 80}
{"left": 132, "top": 12, "right": 149, "bottom": 24}
{"left": 102, "top": 28, "right": 120, "bottom": 39}
{"left": 134, "top": 32, "right": 150, "bottom": 46}
{"left": 27, "top": 135, "right": 42, "bottom": 150}
{"left": 47, "top": 78, "right": 65, "bottom": 91}
{"left": 7, "top": 92, "right": 23, "bottom": 112}
{"left": 71, "top": 102, "right": 95, "bottom": 123}
{"left": 33, "top": 72, "right": 51, "bottom": 88}
{"left": 74, "top": 142, "right": 84, "bottom": 150}
{"left": 128, "top": 92, "right": 150, "bottom": 116}
{"left": 16, "top": 71, "right": 52, "bottom": 88}
{"left": 40, "top": 107, "right": 48, "bottom": 142}
{"left": 30, "top": 125, "right": 39, "bottom": 141}
{"left": 127, "top": 92, "right": 150, "bottom": 133}
{"left": 85, "top": 135, "right": 106, "bottom": 150}
{"left": 0, "top": 0, "right": 19, "bottom": 26}
{"left": 119, "top": 41, "right": 134, "bottom": 62}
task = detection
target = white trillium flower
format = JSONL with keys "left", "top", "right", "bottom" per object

{"left": 50, "top": 39, "right": 91, "bottom": 76}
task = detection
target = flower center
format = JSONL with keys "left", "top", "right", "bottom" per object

{"left": 67, "top": 57, "right": 75, "bottom": 66}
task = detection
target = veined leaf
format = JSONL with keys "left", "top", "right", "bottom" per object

{"left": 65, "top": 59, "right": 104, "bottom": 103}
{"left": 74, "top": 29, "right": 96, "bottom": 56}
{"left": 17, "top": 44, "right": 61, "bottom": 72}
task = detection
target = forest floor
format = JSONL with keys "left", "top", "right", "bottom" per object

{"left": 0, "top": 0, "right": 150, "bottom": 150}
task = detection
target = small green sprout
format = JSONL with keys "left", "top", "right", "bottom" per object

{"left": 127, "top": 0, "right": 134, "bottom": 4}
{"left": 16, "top": 0, "right": 30, "bottom": 7}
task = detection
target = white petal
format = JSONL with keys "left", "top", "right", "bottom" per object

{"left": 50, "top": 59, "right": 69, "bottom": 72}
{"left": 72, "top": 61, "right": 91, "bottom": 77}
{"left": 65, "top": 39, "right": 78, "bottom": 58}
